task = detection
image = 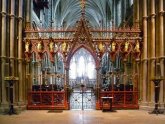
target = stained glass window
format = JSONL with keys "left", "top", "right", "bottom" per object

{"left": 69, "top": 48, "right": 96, "bottom": 80}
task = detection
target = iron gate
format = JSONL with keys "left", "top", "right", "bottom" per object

{"left": 70, "top": 89, "right": 96, "bottom": 110}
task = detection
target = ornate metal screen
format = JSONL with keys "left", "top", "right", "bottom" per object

{"left": 70, "top": 88, "right": 96, "bottom": 110}
{"left": 69, "top": 48, "right": 97, "bottom": 110}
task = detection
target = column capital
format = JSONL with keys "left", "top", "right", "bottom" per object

{"left": 1, "top": 12, "right": 7, "bottom": 17}
{"left": 18, "top": 58, "right": 23, "bottom": 62}
{"left": 150, "top": 14, "right": 156, "bottom": 18}
{"left": 135, "top": 59, "right": 140, "bottom": 62}
{"left": 141, "top": 58, "right": 149, "bottom": 62}
{"left": 18, "top": 17, "right": 23, "bottom": 21}
{"left": 10, "top": 14, "right": 15, "bottom": 19}
{"left": 9, "top": 57, "right": 16, "bottom": 60}
{"left": 25, "top": 61, "right": 30, "bottom": 65}
{"left": 0, "top": 57, "right": 7, "bottom": 63}
{"left": 142, "top": 16, "right": 148, "bottom": 20}
{"left": 150, "top": 57, "right": 157, "bottom": 61}
{"left": 0, "top": 56, "right": 7, "bottom": 59}
{"left": 158, "top": 11, "right": 165, "bottom": 16}
{"left": 159, "top": 56, "right": 165, "bottom": 60}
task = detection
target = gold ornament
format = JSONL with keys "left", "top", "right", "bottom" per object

{"left": 25, "top": 41, "right": 30, "bottom": 52}
{"left": 49, "top": 41, "right": 54, "bottom": 53}
{"left": 62, "top": 42, "right": 67, "bottom": 52}
{"left": 98, "top": 42, "right": 104, "bottom": 52}
{"left": 37, "top": 41, "right": 42, "bottom": 53}
{"left": 124, "top": 41, "right": 129, "bottom": 52}
{"left": 111, "top": 42, "right": 116, "bottom": 52}
{"left": 134, "top": 41, "right": 140, "bottom": 52}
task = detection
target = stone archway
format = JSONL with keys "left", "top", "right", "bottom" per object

{"left": 69, "top": 48, "right": 97, "bottom": 110}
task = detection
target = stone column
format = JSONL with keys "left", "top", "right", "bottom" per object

{"left": 9, "top": 0, "right": 15, "bottom": 76}
{"left": 134, "top": 0, "right": 141, "bottom": 100}
{"left": 135, "top": 0, "right": 139, "bottom": 27}
{"left": 149, "top": 0, "right": 156, "bottom": 105}
{"left": 64, "top": 65, "right": 69, "bottom": 109}
{"left": 0, "top": 0, "right": 8, "bottom": 112}
{"left": 25, "top": 62, "right": 31, "bottom": 104}
{"left": 18, "top": 0, "right": 24, "bottom": 107}
{"left": 96, "top": 67, "right": 101, "bottom": 91}
{"left": 95, "top": 67, "right": 100, "bottom": 109}
{"left": 65, "top": 67, "right": 69, "bottom": 87}
{"left": 141, "top": 0, "right": 148, "bottom": 106}
{"left": 9, "top": 0, "right": 16, "bottom": 107}
{"left": 158, "top": 0, "right": 164, "bottom": 107}
{"left": 26, "top": 0, "right": 32, "bottom": 22}
{"left": 25, "top": 0, "right": 32, "bottom": 101}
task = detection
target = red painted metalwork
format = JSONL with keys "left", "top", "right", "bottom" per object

{"left": 99, "top": 91, "right": 139, "bottom": 109}
{"left": 27, "top": 91, "right": 66, "bottom": 110}
{"left": 27, "top": 90, "right": 138, "bottom": 110}
{"left": 24, "top": 17, "right": 142, "bottom": 63}
{"left": 25, "top": 17, "right": 142, "bottom": 110}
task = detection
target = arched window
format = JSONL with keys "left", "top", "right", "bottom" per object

{"left": 70, "top": 57, "right": 76, "bottom": 79}
{"left": 69, "top": 48, "right": 96, "bottom": 80}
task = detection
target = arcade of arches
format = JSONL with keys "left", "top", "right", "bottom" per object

{"left": 0, "top": 0, "right": 165, "bottom": 113}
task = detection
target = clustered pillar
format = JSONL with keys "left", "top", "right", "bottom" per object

{"left": 0, "top": 0, "right": 29, "bottom": 113}
{"left": 149, "top": 0, "right": 156, "bottom": 105}
{"left": 0, "top": 0, "right": 8, "bottom": 112}
{"left": 18, "top": 0, "right": 24, "bottom": 106}
{"left": 139, "top": 0, "right": 165, "bottom": 110}
{"left": 64, "top": 65, "right": 69, "bottom": 109}
{"left": 158, "top": 0, "right": 164, "bottom": 108}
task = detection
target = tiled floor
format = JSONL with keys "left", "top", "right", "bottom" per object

{"left": 0, "top": 110, "right": 165, "bottom": 124}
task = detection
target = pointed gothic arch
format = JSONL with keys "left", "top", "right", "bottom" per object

{"left": 66, "top": 44, "right": 100, "bottom": 68}
{"left": 65, "top": 18, "right": 100, "bottom": 68}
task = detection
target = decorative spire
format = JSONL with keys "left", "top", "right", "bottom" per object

{"left": 80, "top": 0, "right": 86, "bottom": 16}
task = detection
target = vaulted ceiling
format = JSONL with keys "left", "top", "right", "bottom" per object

{"left": 33, "top": 0, "right": 133, "bottom": 29}
{"left": 53, "top": 0, "right": 113, "bottom": 28}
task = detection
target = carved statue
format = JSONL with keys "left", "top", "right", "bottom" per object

{"left": 67, "top": 44, "right": 70, "bottom": 52}
{"left": 134, "top": 41, "right": 140, "bottom": 52}
{"left": 49, "top": 41, "right": 54, "bottom": 52}
{"left": 37, "top": 41, "right": 42, "bottom": 52}
{"left": 62, "top": 42, "right": 67, "bottom": 52}
{"left": 124, "top": 41, "right": 129, "bottom": 52}
{"left": 111, "top": 42, "right": 116, "bottom": 52}
{"left": 98, "top": 42, "right": 104, "bottom": 52}
{"left": 25, "top": 41, "right": 30, "bottom": 52}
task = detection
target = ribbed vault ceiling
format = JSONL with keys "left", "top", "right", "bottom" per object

{"left": 53, "top": 0, "right": 113, "bottom": 28}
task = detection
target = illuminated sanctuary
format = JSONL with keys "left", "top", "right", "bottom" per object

{"left": 0, "top": 0, "right": 165, "bottom": 116}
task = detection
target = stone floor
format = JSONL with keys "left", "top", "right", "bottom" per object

{"left": 0, "top": 110, "right": 165, "bottom": 124}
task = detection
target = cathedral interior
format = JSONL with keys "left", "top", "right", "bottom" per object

{"left": 0, "top": 0, "right": 165, "bottom": 123}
